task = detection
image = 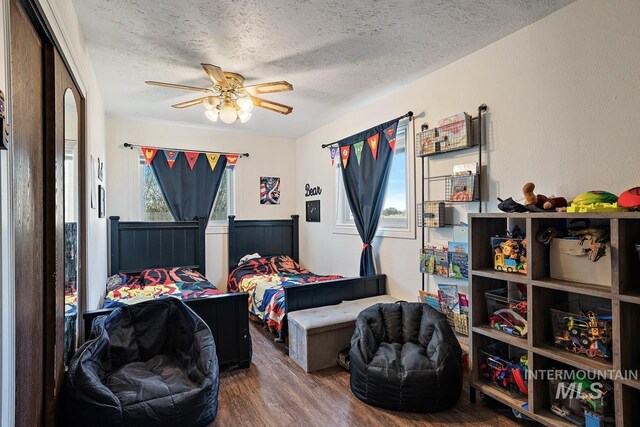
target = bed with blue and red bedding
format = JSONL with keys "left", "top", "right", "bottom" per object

{"left": 226, "top": 215, "right": 388, "bottom": 342}
{"left": 82, "top": 217, "right": 251, "bottom": 370}
{"left": 228, "top": 255, "right": 342, "bottom": 338}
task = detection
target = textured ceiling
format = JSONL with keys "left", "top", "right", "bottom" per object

{"left": 73, "top": 0, "right": 573, "bottom": 138}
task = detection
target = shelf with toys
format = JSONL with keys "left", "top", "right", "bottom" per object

{"left": 469, "top": 209, "right": 640, "bottom": 427}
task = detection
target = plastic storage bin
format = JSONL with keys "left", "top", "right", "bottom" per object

{"left": 491, "top": 237, "right": 527, "bottom": 275}
{"left": 478, "top": 342, "right": 528, "bottom": 397}
{"left": 548, "top": 375, "right": 614, "bottom": 426}
{"left": 485, "top": 287, "right": 528, "bottom": 339}
{"left": 551, "top": 300, "right": 612, "bottom": 361}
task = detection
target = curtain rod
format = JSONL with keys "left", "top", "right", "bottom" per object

{"left": 123, "top": 142, "right": 250, "bottom": 158}
{"left": 321, "top": 111, "right": 413, "bottom": 149}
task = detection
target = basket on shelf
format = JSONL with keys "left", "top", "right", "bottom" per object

{"left": 478, "top": 342, "right": 528, "bottom": 398}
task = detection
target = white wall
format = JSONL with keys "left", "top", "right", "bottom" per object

{"left": 46, "top": 0, "right": 108, "bottom": 310}
{"left": 295, "top": 0, "right": 640, "bottom": 301}
{"left": 105, "top": 117, "right": 297, "bottom": 297}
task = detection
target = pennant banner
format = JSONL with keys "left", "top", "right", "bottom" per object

{"left": 206, "top": 153, "right": 220, "bottom": 171}
{"left": 366, "top": 133, "right": 379, "bottom": 160}
{"left": 353, "top": 141, "right": 364, "bottom": 165}
{"left": 141, "top": 147, "right": 157, "bottom": 165}
{"left": 185, "top": 151, "right": 200, "bottom": 170}
{"left": 164, "top": 150, "right": 179, "bottom": 169}
{"left": 330, "top": 146, "right": 338, "bottom": 168}
{"left": 340, "top": 145, "right": 350, "bottom": 169}
{"left": 383, "top": 123, "right": 398, "bottom": 151}
{"left": 226, "top": 154, "right": 239, "bottom": 170}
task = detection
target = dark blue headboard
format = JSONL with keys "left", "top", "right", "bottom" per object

{"left": 227, "top": 215, "right": 299, "bottom": 273}
{"left": 109, "top": 216, "right": 207, "bottom": 276}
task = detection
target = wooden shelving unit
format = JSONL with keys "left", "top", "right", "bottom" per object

{"left": 469, "top": 212, "right": 640, "bottom": 426}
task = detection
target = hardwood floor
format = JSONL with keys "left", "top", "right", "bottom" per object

{"left": 215, "top": 322, "right": 526, "bottom": 427}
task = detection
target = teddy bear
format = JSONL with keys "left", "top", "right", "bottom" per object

{"left": 522, "top": 182, "right": 568, "bottom": 211}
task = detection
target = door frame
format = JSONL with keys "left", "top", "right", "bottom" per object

{"left": 3, "top": 0, "right": 88, "bottom": 424}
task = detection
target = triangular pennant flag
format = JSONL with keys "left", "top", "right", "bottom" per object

{"left": 141, "top": 147, "right": 157, "bottom": 165}
{"left": 353, "top": 141, "right": 364, "bottom": 165}
{"left": 383, "top": 123, "right": 398, "bottom": 151}
{"left": 226, "top": 154, "right": 239, "bottom": 170}
{"left": 329, "top": 147, "right": 338, "bottom": 168}
{"left": 366, "top": 133, "right": 380, "bottom": 160}
{"left": 340, "top": 145, "right": 350, "bottom": 169}
{"left": 164, "top": 150, "right": 179, "bottom": 169}
{"left": 185, "top": 151, "right": 200, "bottom": 170}
{"left": 206, "top": 153, "right": 220, "bottom": 171}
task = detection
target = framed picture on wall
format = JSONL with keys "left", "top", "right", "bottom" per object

{"left": 97, "top": 157, "right": 104, "bottom": 182}
{"left": 306, "top": 200, "right": 320, "bottom": 222}
{"left": 260, "top": 176, "right": 281, "bottom": 205}
{"left": 98, "top": 185, "right": 106, "bottom": 218}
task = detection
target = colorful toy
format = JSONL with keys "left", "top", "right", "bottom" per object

{"left": 492, "top": 238, "right": 527, "bottom": 275}
{"left": 550, "top": 375, "right": 614, "bottom": 427}
{"left": 553, "top": 308, "right": 612, "bottom": 361}
{"left": 522, "top": 182, "right": 568, "bottom": 211}
{"left": 568, "top": 190, "right": 627, "bottom": 213}
{"left": 479, "top": 345, "right": 528, "bottom": 397}
{"left": 618, "top": 186, "right": 640, "bottom": 209}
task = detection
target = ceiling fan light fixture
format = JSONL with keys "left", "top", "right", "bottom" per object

{"left": 203, "top": 97, "right": 219, "bottom": 111}
{"left": 238, "top": 110, "right": 252, "bottom": 123}
{"left": 219, "top": 102, "right": 238, "bottom": 124}
{"left": 236, "top": 95, "right": 253, "bottom": 113}
{"left": 204, "top": 109, "right": 219, "bottom": 122}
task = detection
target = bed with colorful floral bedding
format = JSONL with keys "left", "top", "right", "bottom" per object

{"left": 228, "top": 255, "right": 342, "bottom": 339}
{"left": 103, "top": 267, "right": 223, "bottom": 309}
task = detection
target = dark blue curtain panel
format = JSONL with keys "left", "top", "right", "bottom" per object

{"left": 151, "top": 151, "right": 227, "bottom": 221}
{"left": 338, "top": 117, "right": 399, "bottom": 276}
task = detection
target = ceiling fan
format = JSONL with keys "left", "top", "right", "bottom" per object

{"left": 146, "top": 63, "right": 293, "bottom": 124}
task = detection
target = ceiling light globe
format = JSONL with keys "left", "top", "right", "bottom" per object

{"left": 205, "top": 109, "right": 218, "bottom": 122}
{"left": 203, "top": 97, "right": 219, "bottom": 111}
{"left": 237, "top": 96, "right": 254, "bottom": 112}
{"left": 238, "top": 110, "right": 252, "bottom": 123}
{"left": 219, "top": 103, "right": 238, "bottom": 124}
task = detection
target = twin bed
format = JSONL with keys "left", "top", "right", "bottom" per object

{"left": 82, "top": 215, "right": 387, "bottom": 370}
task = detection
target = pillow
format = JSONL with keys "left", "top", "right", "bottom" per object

{"left": 139, "top": 267, "right": 208, "bottom": 286}
{"left": 238, "top": 253, "right": 261, "bottom": 265}
{"left": 105, "top": 273, "right": 139, "bottom": 292}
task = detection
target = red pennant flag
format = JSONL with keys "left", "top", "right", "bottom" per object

{"left": 340, "top": 145, "right": 350, "bottom": 169}
{"left": 226, "top": 154, "right": 238, "bottom": 170}
{"left": 164, "top": 150, "right": 178, "bottom": 169}
{"left": 383, "top": 123, "right": 398, "bottom": 151}
{"left": 141, "top": 147, "right": 157, "bottom": 165}
{"left": 185, "top": 151, "right": 200, "bottom": 170}
{"left": 367, "top": 133, "right": 380, "bottom": 160}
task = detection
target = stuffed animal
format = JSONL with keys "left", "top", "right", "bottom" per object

{"left": 522, "top": 183, "right": 568, "bottom": 211}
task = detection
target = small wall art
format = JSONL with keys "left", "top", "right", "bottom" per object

{"left": 260, "top": 177, "right": 281, "bottom": 205}
{"left": 98, "top": 185, "right": 106, "bottom": 218}
{"left": 306, "top": 200, "right": 320, "bottom": 222}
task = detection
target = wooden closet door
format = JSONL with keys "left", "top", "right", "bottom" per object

{"left": 10, "top": 0, "right": 45, "bottom": 425}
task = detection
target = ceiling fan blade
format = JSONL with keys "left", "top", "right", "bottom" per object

{"left": 201, "top": 63, "right": 230, "bottom": 88}
{"left": 244, "top": 81, "right": 293, "bottom": 95}
{"left": 251, "top": 96, "right": 293, "bottom": 115}
{"left": 145, "top": 80, "right": 213, "bottom": 93}
{"left": 171, "top": 97, "right": 213, "bottom": 109}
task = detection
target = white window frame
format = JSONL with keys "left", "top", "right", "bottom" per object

{"left": 137, "top": 156, "right": 236, "bottom": 233}
{"left": 333, "top": 119, "right": 415, "bottom": 239}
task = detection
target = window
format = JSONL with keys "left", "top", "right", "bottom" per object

{"left": 334, "top": 120, "right": 415, "bottom": 239}
{"left": 139, "top": 157, "right": 235, "bottom": 224}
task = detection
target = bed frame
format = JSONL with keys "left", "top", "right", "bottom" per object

{"left": 82, "top": 216, "right": 251, "bottom": 370}
{"left": 228, "top": 215, "right": 387, "bottom": 320}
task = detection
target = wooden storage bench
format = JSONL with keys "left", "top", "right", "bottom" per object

{"left": 288, "top": 295, "right": 398, "bottom": 373}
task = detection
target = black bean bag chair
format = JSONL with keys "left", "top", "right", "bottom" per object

{"left": 63, "top": 298, "right": 218, "bottom": 427}
{"left": 350, "top": 302, "right": 463, "bottom": 412}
